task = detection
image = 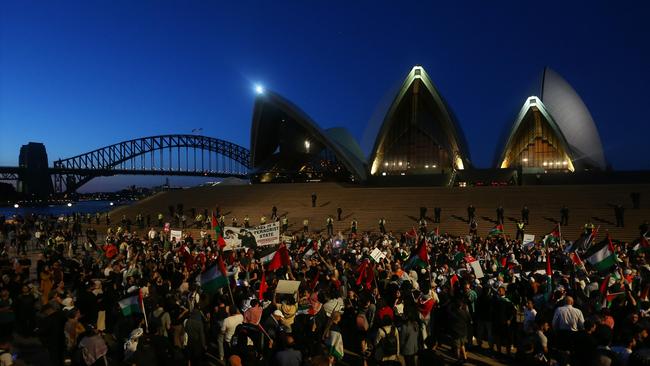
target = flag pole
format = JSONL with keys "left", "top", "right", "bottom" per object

{"left": 139, "top": 288, "right": 149, "bottom": 333}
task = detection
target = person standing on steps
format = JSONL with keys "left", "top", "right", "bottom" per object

{"left": 311, "top": 193, "right": 317, "bottom": 208}
{"left": 521, "top": 205, "right": 530, "bottom": 225}
{"left": 419, "top": 206, "right": 427, "bottom": 220}
{"left": 271, "top": 206, "right": 278, "bottom": 220}
{"left": 243, "top": 215, "right": 250, "bottom": 228}
{"left": 560, "top": 206, "right": 569, "bottom": 226}
{"left": 434, "top": 207, "right": 441, "bottom": 223}
{"left": 337, "top": 207, "right": 342, "bottom": 221}
{"left": 379, "top": 218, "right": 386, "bottom": 234}
{"left": 467, "top": 205, "right": 475, "bottom": 223}
{"left": 516, "top": 220, "right": 525, "bottom": 241}
{"left": 496, "top": 206, "right": 504, "bottom": 225}
{"left": 281, "top": 216, "right": 289, "bottom": 233}
{"left": 351, "top": 218, "right": 358, "bottom": 235}
{"left": 303, "top": 218, "right": 309, "bottom": 234}
{"left": 326, "top": 216, "right": 334, "bottom": 236}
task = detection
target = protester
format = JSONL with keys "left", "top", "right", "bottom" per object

{"left": 0, "top": 206, "right": 649, "bottom": 366}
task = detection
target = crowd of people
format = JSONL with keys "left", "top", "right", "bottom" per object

{"left": 0, "top": 203, "right": 649, "bottom": 366}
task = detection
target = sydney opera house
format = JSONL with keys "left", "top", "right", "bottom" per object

{"left": 249, "top": 65, "right": 609, "bottom": 186}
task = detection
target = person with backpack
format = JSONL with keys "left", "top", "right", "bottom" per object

{"left": 375, "top": 315, "right": 403, "bottom": 365}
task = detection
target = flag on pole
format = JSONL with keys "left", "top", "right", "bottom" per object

{"left": 267, "top": 243, "right": 290, "bottom": 272}
{"left": 258, "top": 270, "right": 267, "bottom": 300}
{"left": 570, "top": 252, "right": 585, "bottom": 269}
{"left": 488, "top": 224, "right": 504, "bottom": 236}
{"left": 211, "top": 212, "right": 220, "bottom": 235}
{"left": 405, "top": 238, "right": 429, "bottom": 269}
{"left": 198, "top": 263, "right": 229, "bottom": 294}
{"left": 326, "top": 328, "right": 345, "bottom": 361}
{"left": 405, "top": 227, "right": 418, "bottom": 238}
{"left": 118, "top": 292, "right": 142, "bottom": 316}
{"left": 633, "top": 235, "right": 650, "bottom": 253}
{"left": 587, "top": 235, "right": 618, "bottom": 272}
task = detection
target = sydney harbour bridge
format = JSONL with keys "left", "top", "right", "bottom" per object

{"left": 0, "top": 134, "right": 250, "bottom": 196}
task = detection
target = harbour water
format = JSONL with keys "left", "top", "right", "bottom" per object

{"left": 0, "top": 200, "right": 131, "bottom": 218}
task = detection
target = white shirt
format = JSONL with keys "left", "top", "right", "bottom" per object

{"left": 552, "top": 304, "right": 584, "bottom": 331}
{"left": 523, "top": 308, "right": 537, "bottom": 333}
{"left": 221, "top": 314, "right": 243, "bottom": 342}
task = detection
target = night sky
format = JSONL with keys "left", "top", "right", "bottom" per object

{"left": 1, "top": 1, "right": 649, "bottom": 191}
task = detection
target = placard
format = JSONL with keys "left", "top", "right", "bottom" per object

{"left": 170, "top": 230, "right": 182, "bottom": 242}
{"left": 469, "top": 260, "right": 484, "bottom": 279}
{"left": 275, "top": 280, "right": 301, "bottom": 294}
{"left": 522, "top": 234, "right": 535, "bottom": 248}
{"left": 222, "top": 222, "right": 280, "bottom": 251}
{"left": 370, "top": 248, "right": 386, "bottom": 263}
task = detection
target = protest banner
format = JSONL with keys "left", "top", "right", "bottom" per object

{"left": 222, "top": 222, "right": 280, "bottom": 251}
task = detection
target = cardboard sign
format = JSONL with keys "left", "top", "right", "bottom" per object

{"left": 275, "top": 280, "right": 301, "bottom": 294}
{"left": 170, "top": 229, "right": 182, "bottom": 242}
{"left": 222, "top": 222, "right": 280, "bottom": 251}
{"left": 370, "top": 248, "right": 386, "bottom": 263}
{"left": 469, "top": 260, "right": 484, "bottom": 279}
{"left": 522, "top": 234, "right": 535, "bottom": 248}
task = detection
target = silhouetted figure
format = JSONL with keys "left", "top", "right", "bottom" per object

{"left": 615, "top": 204, "right": 625, "bottom": 227}
{"left": 521, "top": 206, "right": 529, "bottom": 225}
{"left": 467, "top": 205, "right": 475, "bottom": 222}
{"left": 516, "top": 221, "right": 525, "bottom": 241}
{"left": 351, "top": 218, "right": 358, "bottom": 235}
{"left": 496, "top": 206, "right": 504, "bottom": 225}
{"left": 337, "top": 207, "right": 342, "bottom": 221}
{"left": 419, "top": 206, "right": 427, "bottom": 220}
{"left": 631, "top": 192, "right": 641, "bottom": 209}
{"left": 419, "top": 218, "right": 427, "bottom": 235}
{"left": 303, "top": 218, "right": 309, "bottom": 234}
{"left": 469, "top": 218, "right": 477, "bottom": 235}
{"left": 271, "top": 206, "right": 278, "bottom": 220}
{"left": 640, "top": 221, "right": 649, "bottom": 237}
{"left": 560, "top": 206, "right": 569, "bottom": 226}
{"left": 326, "top": 216, "right": 334, "bottom": 236}
{"left": 379, "top": 218, "right": 386, "bottom": 234}
{"left": 434, "top": 207, "right": 441, "bottom": 223}
{"left": 281, "top": 216, "right": 288, "bottom": 232}
{"left": 243, "top": 215, "right": 250, "bottom": 228}
{"left": 311, "top": 193, "right": 317, "bottom": 208}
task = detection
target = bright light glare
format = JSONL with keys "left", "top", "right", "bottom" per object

{"left": 255, "top": 84, "right": 264, "bottom": 94}
{"left": 109, "top": 202, "right": 114, "bottom": 206}
{"left": 304, "top": 140, "right": 310, "bottom": 151}
{"left": 67, "top": 202, "right": 72, "bottom": 207}
{"left": 13, "top": 204, "right": 19, "bottom": 208}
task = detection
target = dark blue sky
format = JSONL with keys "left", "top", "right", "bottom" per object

{"left": 1, "top": 1, "right": 649, "bottom": 191}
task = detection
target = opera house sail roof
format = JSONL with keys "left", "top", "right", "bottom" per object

{"left": 250, "top": 90, "right": 367, "bottom": 183}
{"left": 497, "top": 67, "right": 607, "bottom": 172}
{"left": 369, "top": 66, "right": 471, "bottom": 177}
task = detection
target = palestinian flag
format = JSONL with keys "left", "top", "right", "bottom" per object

{"left": 488, "top": 224, "right": 504, "bottom": 236}
{"left": 543, "top": 224, "right": 561, "bottom": 247}
{"left": 211, "top": 212, "right": 220, "bottom": 235}
{"left": 326, "top": 329, "right": 344, "bottom": 360}
{"left": 199, "top": 262, "right": 229, "bottom": 293}
{"left": 633, "top": 235, "right": 650, "bottom": 254}
{"left": 406, "top": 238, "right": 429, "bottom": 269}
{"left": 118, "top": 291, "right": 142, "bottom": 316}
{"left": 570, "top": 252, "right": 585, "bottom": 269}
{"left": 405, "top": 227, "right": 418, "bottom": 238}
{"left": 260, "top": 250, "right": 277, "bottom": 265}
{"left": 587, "top": 235, "right": 618, "bottom": 272}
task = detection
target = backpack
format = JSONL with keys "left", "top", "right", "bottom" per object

{"left": 378, "top": 326, "right": 398, "bottom": 357}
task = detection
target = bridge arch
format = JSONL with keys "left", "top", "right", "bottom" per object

{"left": 53, "top": 134, "right": 250, "bottom": 192}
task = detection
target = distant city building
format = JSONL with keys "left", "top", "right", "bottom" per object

{"left": 497, "top": 67, "right": 607, "bottom": 173}
{"left": 17, "top": 142, "right": 53, "bottom": 199}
